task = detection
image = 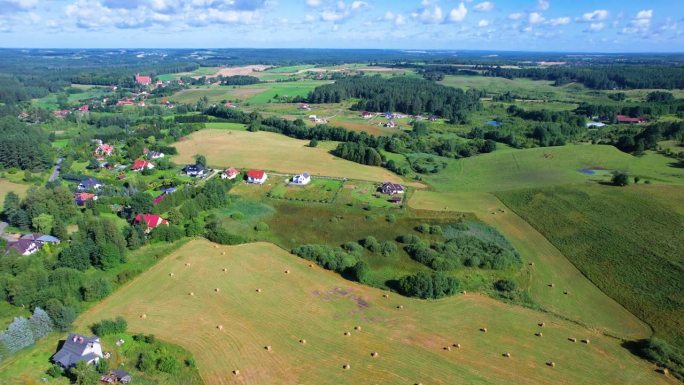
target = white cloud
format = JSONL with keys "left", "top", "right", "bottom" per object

{"left": 579, "top": 9, "right": 609, "bottom": 22}
{"left": 320, "top": 9, "right": 344, "bottom": 21}
{"left": 508, "top": 12, "right": 524, "bottom": 21}
{"left": 447, "top": 2, "right": 468, "bottom": 22}
{"left": 537, "top": 0, "right": 549, "bottom": 11}
{"left": 585, "top": 22, "right": 604, "bottom": 32}
{"left": 315, "top": 0, "right": 367, "bottom": 23}
{"left": 473, "top": 1, "right": 493, "bottom": 12}
{"left": 413, "top": 5, "right": 444, "bottom": 24}
{"left": 528, "top": 12, "right": 544, "bottom": 24}
{"left": 622, "top": 9, "right": 653, "bottom": 35}
{"left": 383, "top": 10, "right": 406, "bottom": 26}
{"left": 636, "top": 9, "right": 652, "bottom": 20}
{"left": 350, "top": 1, "right": 366, "bottom": 10}
{"left": 477, "top": 19, "right": 489, "bottom": 27}
{"left": 546, "top": 16, "right": 569, "bottom": 26}
{"left": 0, "top": 0, "right": 38, "bottom": 12}
{"left": 305, "top": 0, "right": 321, "bottom": 6}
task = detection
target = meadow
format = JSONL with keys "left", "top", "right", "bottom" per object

{"left": 70, "top": 239, "right": 670, "bottom": 385}
{"left": 0, "top": 178, "right": 30, "bottom": 209}
{"left": 497, "top": 184, "right": 684, "bottom": 350}
{"left": 170, "top": 129, "right": 402, "bottom": 182}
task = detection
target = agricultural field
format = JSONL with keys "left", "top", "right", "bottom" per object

{"left": 170, "top": 129, "right": 402, "bottom": 182}
{"left": 419, "top": 144, "right": 684, "bottom": 193}
{"left": 74, "top": 239, "right": 670, "bottom": 385}
{"left": 497, "top": 184, "right": 684, "bottom": 350}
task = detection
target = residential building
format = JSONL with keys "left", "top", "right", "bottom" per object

{"left": 291, "top": 173, "right": 311, "bottom": 185}
{"left": 380, "top": 182, "right": 405, "bottom": 195}
{"left": 53, "top": 334, "right": 103, "bottom": 369}
{"left": 221, "top": 167, "right": 239, "bottom": 180}
{"left": 246, "top": 170, "right": 268, "bottom": 184}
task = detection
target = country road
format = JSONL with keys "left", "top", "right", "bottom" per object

{"left": 47, "top": 157, "right": 64, "bottom": 184}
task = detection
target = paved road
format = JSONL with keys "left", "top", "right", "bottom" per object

{"left": 48, "top": 157, "right": 64, "bottom": 184}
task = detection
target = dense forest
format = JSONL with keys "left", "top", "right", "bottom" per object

{"left": 0, "top": 117, "right": 54, "bottom": 170}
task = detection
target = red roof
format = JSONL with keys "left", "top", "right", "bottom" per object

{"left": 135, "top": 73, "right": 152, "bottom": 85}
{"left": 153, "top": 194, "right": 166, "bottom": 205}
{"left": 131, "top": 159, "right": 152, "bottom": 171}
{"left": 247, "top": 170, "right": 265, "bottom": 179}
{"left": 224, "top": 167, "right": 239, "bottom": 176}
{"left": 616, "top": 115, "right": 646, "bottom": 123}
{"left": 134, "top": 214, "right": 168, "bottom": 229}
{"left": 79, "top": 105, "right": 89, "bottom": 112}
{"left": 74, "top": 192, "right": 96, "bottom": 205}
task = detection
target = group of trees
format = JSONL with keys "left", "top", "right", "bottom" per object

{"left": 398, "top": 271, "right": 460, "bottom": 299}
{"left": 304, "top": 75, "right": 483, "bottom": 123}
{"left": 0, "top": 308, "right": 53, "bottom": 362}
{"left": 0, "top": 117, "right": 54, "bottom": 170}
{"left": 615, "top": 121, "right": 684, "bottom": 154}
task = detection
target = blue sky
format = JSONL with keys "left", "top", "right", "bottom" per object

{"left": 0, "top": 0, "right": 682, "bottom": 51}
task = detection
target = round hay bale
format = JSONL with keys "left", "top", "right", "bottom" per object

{"left": 343, "top": 364, "right": 350, "bottom": 370}
{"left": 549, "top": 283, "right": 555, "bottom": 287}
{"left": 354, "top": 326, "right": 361, "bottom": 331}
{"left": 546, "top": 361, "right": 555, "bottom": 368}
{"left": 189, "top": 292, "right": 194, "bottom": 296}
{"left": 285, "top": 270, "right": 290, "bottom": 274}
{"left": 344, "top": 332, "right": 351, "bottom": 336}
{"left": 563, "top": 291, "right": 569, "bottom": 295}
{"left": 299, "top": 339, "right": 306, "bottom": 344}
{"left": 140, "top": 314, "right": 147, "bottom": 319}
{"left": 529, "top": 262, "right": 535, "bottom": 266}
{"left": 568, "top": 337, "right": 577, "bottom": 343}
{"left": 658, "top": 368, "right": 669, "bottom": 375}
{"left": 256, "top": 288, "right": 262, "bottom": 293}
{"left": 480, "top": 327, "right": 488, "bottom": 333}
{"left": 444, "top": 346, "right": 452, "bottom": 351}
{"left": 535, "top": 332, "right": 543, "bottom": 337}
{"left": 462, "top": 290, "right": 467, "bottom": 295}
{"left": 169, "top": 273, "right": 174, "bottom": 277}
{"left": 382, "top": 294, "right": 389, "bottom": 298}
{"left": 214, "top": 245, "right": 219, "bottom": 249}
{"left": 217, "top": 325, "right": 223, "bottom": 330}
{"left": 215, "top": 288, "right": 220, "bottom": 292}
{"left": 454, "top": 343, "right": 461, "bottom": 349}
{"left": 397, "top": 305, "right": 403, "bottom": 309}
{"left": 538, "top": 322, "right": 545, "bottom": 327}
{"left": 581, "top": 339, "right": 590, "bottom": 344}
{"left": 233, "top": 369, "right": 240, "bottom": 375}
{"left": 308, "top": 264, "right": 314, "bottom": 268}
{"left": 185, "top": 263, "right": 191, "bottom": 267}
{"left": 222, "top": 268, "right": 228, "bottom": 272}
{"left": 371, "top": 352, "right": 378, "bottom": 357}
{"left": 265, "top": 345, "right": 272, "bottom": 351}
{"left": 503, "top": 352, "right": 511, "bottom": 358}
{"left": 221, "top": 252, "right": 226, "bottom": 255}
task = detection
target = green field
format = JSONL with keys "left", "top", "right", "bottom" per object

{"left": 420, "top": 144, "right": 684, "bottom": 193}
{"left": 268, "top": 178, "right": 342, "bottom": 202}
{"left": 497, "top": 184, "right": 684, "bottom": 350}
{"left": 265, "top": 64, "right": 316, "bottom": 73}
{"left": 68, "top": 239, "right": 668, "bottom": 385}
{"left": 245, "top": 80, "right": 328, "bottom": 105}
{"left": 204, "top": 122, "right": 247, "bottom": 131}
{"left": 0, "top": 178, "right": 30, "bottom": 209}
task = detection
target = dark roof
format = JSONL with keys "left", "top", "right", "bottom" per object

{"left": 53, "top": 334, "right": 101, "bottom": 368}
{"left": 184, "top": 164, "right": 206, "bottom": 173}
{"left": 112, "top": 369, "right": 131, "bottom": 379}
{"left": 6, "top": 239, "right": 38, "bottom": 255}
{"left": 78, "top": 177, "right": 102, "bottom": 190}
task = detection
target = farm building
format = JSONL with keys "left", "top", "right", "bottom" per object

{"left": 222, "top": 167, "right": 239, "bottom": 180}
{"left": 77, "top": 177, "right": 103, "bottom": 191}
{"left": 74, "top": 192, "right": 98, "bottom": 206}
{"left": 291, "top": 173, "right": 311, "bottom": 185}
{"left": 52, "top": 334, "right": 103, "bottom": 369}
{"left": 246, "top": 170, "right": 268, "bottom": 184}
{"left": 95, "top": 143, "right": 114, "bottom": 158}
{"left": 616, "top": 115, "right": 647, "bottom": 124}
{"left": 299, "top": 104, "right": 312, "bottom": 110}
{"left": 135, "top": 73, "right": 152, "bottom": 86}
{"left": 380, "top": 182, "right": 405, "bottom": 195}
{"left": 131, "top": 159, "right": 154, "bottom": 172}
{"left": 101, "top": 370, "right": 132, "bottom": 384}
{"left": 361, "top": 111, "right": 373, "bottom": 119}
{"left": 5, "top": 239, "right": 41, "bottom": 256}
{"left": 183, "top": 164, "right": 207, "bottom": 177}
{"left": 134, "top": 214, "right": 169, "bottom": 232}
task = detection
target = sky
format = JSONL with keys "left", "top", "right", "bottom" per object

{"left": 0, "top": 0, "right": 683, "bottom": 52}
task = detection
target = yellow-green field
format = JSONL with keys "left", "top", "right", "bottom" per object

{"left": 0, "top": 179, "right": 30, "bottom": 209}
{"left": 75, "top": 240, "right": 670, "bottom": 385}
{"left": 171, "top": 129, "right": 402, "bottom": 182}
{"left": 408, "top": 190, "right": 651, "bottom": 340}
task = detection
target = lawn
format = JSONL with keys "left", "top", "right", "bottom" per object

{"left": 72, "top": 239, "right": 669, "bottom": 385}
{"left": 170, "top": 129, "right": 402, "bottom": 182}
{"left": 245, "top": 80, "right": 329, "bottom": 105}
{"left": 420, "top": 144, "right": 684, "bottom": 193}
{"left": 268, "top": 178, "right": 342, "bottom": 203}
{"left": 497, "top": 184, "right": 684, "bottom": 351}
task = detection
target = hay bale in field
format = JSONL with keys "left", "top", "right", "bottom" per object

{"left": 535, "top": 332, "right": 543, "bottom": 337}
{"left": 657, "top": 368, "right": 669, "bottom": 375}
{"left": 548, "top": 283, "right": 555, "bottom": 287}
{"left": 568, "top": 337, "right": 577, "bottom": 343}
{"left": 214, "top": 245, "right": 219, "bottom": 249}
{"left": 215, "top": 288, "right": 220, "bottom": 292}
{"left": 397, "top": 305, "right": 403, "bottom": 309}
{"left": 189, "top": 292, "right": 194, "bottom": 296}
{"left": 503, "top": 352, "right": 511, "bottom": 358}
{"left": 382, "top": 294, "right": 389, "bottom": 298}
{"left": 140, "top": 314, "right": 147, "bottom": 319}
{"left": 299, "top": 339, "right": 306, "bottom": 344}
{"left": 344, "top": 332, "right": 351, "bottom": 336}
{"left": 285, "top": 270, "right": 290, "bottom": 274}
{"left": 546, "top": 361, "right": 555, "bottom": 368}
{"left": 581, "top": 339, "right": 590, "bottom": 344}
{"left": 265, "top": 345, "right": 272, "bottom": 351}
{"left": 221, "top": 252, "right": 226, "bottom": 255}
{"left": 538, "top": 322, "right": 545, "bottom": 327}
{"left": 529, "top": 262, "right": 535, "bottom": 266}
{"left": 256, "top": 288, "right": 262, "bottom": 293}
{"left": 462, "top": 290, "right": 467, "bottom": 295}
{"left": 217, "top": 325, "right": 223, "bottom": 330}
{"left": 343, "top": 364, "right": 350, "bottom": 370}
{"left": 222, "top": 268, "right": 228, "bottom": 272}
{"left": 354, "top": 326, "right": 361, "bottom": 331}
{"left": 371, "top": 352, "right": 378, "bottom": 357}
{"left": 454, "top": 343, "right": 461, "bottom": 349}
{"left": 480, "top": 327, "right": 488, "bottom": 333}
{"left": 169, "top": 273, "right": 174, "bottom": 277}
{"left": 444, "top": 346, "right": 451, "bottom": 351}
{"left": 308, "top": 264, "right": 314, "bottom": 268}
{"left": 185, "top": 263, "right": 191, "bottom": 267}
{"left": 563, "top": 290, "right": 569, "bottom": 295}
{"left": 233, "top": 369, "right": 239, "bottom": 375}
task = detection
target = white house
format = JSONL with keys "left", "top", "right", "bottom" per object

{"left": 221, "top": 167, "right": 239, "bottom": 180}
{"left": 291, "top": 173, "right": 311, "bottom": 185}
{"left": 53, "top": 334, "right": 103, "bottom": 368}
{"left": 246, "top": 170, "right": 268, "bottom": 184}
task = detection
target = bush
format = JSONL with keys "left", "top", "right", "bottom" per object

{"left": 361, "top": 236, "right": 380, "bottom": 252}
{"left": 205, "top": 228, "right": 248, "bottom": 245}
{"left": 231, "top": 212, "right": 245, "bottom": 220}
{"left": 398, "top": 272, "right": 460, "bottom": 299}
{"left": 612, "top": 171, "right": 630, "bottom": 186}
{"left": 350, "top": 261, "right": 371, "bottom": 284}
{"left": 342, "top": 241, "right": 364, "bottom": 256}
{"left": 416, "top": 223, "right": 431, "bottom": 233}
{"left": 429, "top": 225, "right": 443, "bottom": 235}
{"left": 254, "top": 222, "right": 269, "bottom": 232}
{"left": 157, "top": 355, "right": 181, "bottom": 374}
{"left": 291, "top": 244, "right": 358, "bottom": 273}
{"left": 379, "top": 240, "right": 397, "bottom": 257}
{"left": 493, "top": 279, "right": 517, "bottom": 292}
{"left": 91, "top": 316, "right": 127, "bottom": 336}
{"left": 397, "top": 234, "right": 420, "bottom": 244}
{"left": 46, "top": 364, "right": 64, "bottom": 378}
{"left": 637, "top": 338, "right": 684, "bottom": 380}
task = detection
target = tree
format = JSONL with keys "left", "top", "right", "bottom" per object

{"left": 2, "top": 191, "right": 20, "bottom": 218}
{"left": 0, "top": 317, "right": 35, "bottom": 354}
{"left": 309, "top": 138, "right": 319, "bottom": 147}
{"left": 194, "top": 154, "right": 207, "bottom": 166}
{"left": 28, "top": 307, "right": 53, "bottom": 339}
{"left": 612, "top": 171, "right": 630, "bottom": 187}
{"left": 32, "top": 213, "right": 54, "bottom": 234}
{"left": 350, "top": 261, "right": 371, "bottom": 284}
{"left": 70, "top": 361, "right": 99, "bottom": 385}
{"left": 398, "top": 272, "right": 459, "bottom": 299}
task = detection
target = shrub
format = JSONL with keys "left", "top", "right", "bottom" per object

{"left": 205, "top": 228, "right": 248, "bottom": 245}
{"left": 350, "top": 261, "right": 371, "bottom": 284}
{"left": 379, "top": 240, "right": 397, "bottom": 257}
{"left": 416, "top": 223, "right": 431, "bottom": 233}
{"left": 157, "top": 355, "right": 181, "bottom": 374}
{"left": 361, "top": 236, "right": 380, "bottom": 253}
{"left": 397, "top": 234, "right": 420, "bottom": 244}
{"left": 46, "top": 364, "right": 64, "bottom": 378}
{"left": 637, "top": 338, "right": 684, "bottom": 380}
{"left": 429, "top": 225, "right": 443, "bottom": 235}
{"left": 342, "top": 241, "right": 364, "bottom": 256}
{"left": 231, "top": 212, "right": 245, "bottom": 220}
{"left": 493, "top": 279, "right": 517, "bottom": 292}
{"left": 291, "top": 244, "right": 358, "bottom": 273}
{"left": 386, "top": 214, "right": 396, "bottom": 223}
{"left": 91, "top": 316, "right": 127, "bottom": 336}
{"left": 398, "top": 272, "right": 460, "bottom": 299}
{"left": 254, "top": 222, "right": 269, "bottom": 232}
{"left": 611, "top": 171, "right": 630, "bottom": 186}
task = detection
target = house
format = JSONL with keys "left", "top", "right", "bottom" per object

{"left": 134, "top": 214, "right": 169, "bottom": 231}
{"left": 221, "top": 167, "right": 239, "bottom": 180}
{"left": 361, "top": 111, "right": 373, "bottom": 119}
{"left": 78, "top": 105, "right": 89, "bottom": 112}
{"left": 78, "top": 177, "right": 103, "bottom": 191}
{"left": 224, "top": 101, "right": 237, "bottom": 108}
{"left": 385, "top": 120, "right": 396, "bottom": 128}
{"left": 135, "top": 73, "right": 152, "bottom": 86}
{"left": 161, "top": 186, "right": 177, "bottom": 194}
{"left": 428, "top": 115, "right": 438, "bottom": 122}
{"left": 298, "top": 103, "right": 312, "bottom": 111}
{"left": 586, "top": 121, "right": 606, "bottom": 128}
{"left": 101, "top": 370, "right": 132, "bottom": 384}
{"left": 147, "top": 151, "right": 164, "bottom": 159}
{"left": 5, "top": 239, "right": 41, "bottom": 256}
{"left": 291, "top": 173, "right": 311, "bottom": 185}
{"left": 131, "top": 159, "right": 154, "bottom": 172}
{"left": 53, "top": 334, "right": 103, "bottom": 369}
{"left": 20, "top": 233, "right": 60, "bottom": 246}
{"left": 137, "top": 101, "right": 146, "bottom": 107}
{"left": 95, "top": 143, "right": 114, "bottom": 158}
{"left": 116, "top": 99, "right": 135, "bottom": 106}
{"left": 616, "top": 115, "right": 647, "bottom": 124}
{"left": 183, "top": 164, "right": 206, "bottom": 177}
{"left": 380, "top": 182, "right": 405, "bottom": 196}
{"left": 53, "top": 109, "right": 71, "bottom": 119}
{"left": 246, "top": 170, "right": 268, "bottom": 184}
{"left": 75, "top": 192, "right": 98, "bottom": 206}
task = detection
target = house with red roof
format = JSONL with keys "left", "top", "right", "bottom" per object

{"left": 131, "top": 159, "right": 154, "bottom": 172}
{"left": 134, "top": 214, "right": 169, "bottom": 232}
{"left": 135, "top": 73, "right": 152, "bottom": 86}
{"left": 53, "top": 109, "right": 71, "bottom": 119}
{"left": 74, "top": 192, "right": 98, "bottom": 206}
{"left": 246, "top": 170, "right": 267, "bottom": 184}
{"left": 152, "top": 194, "right": 166, "bottom": 205}
{"left": 361, "top": 111, "right": 374, "bottom": 119}
{"left": 78, "top": 105, "right": 89, "bottom": 112}
{"left": 221, "top": 167, "right": 239, "bottom": 180}
{"left": 95, "top": 144, "right": 114, "bottom": 158}
{"left": 616, "top": 115, "right": 647, "bottom": 124}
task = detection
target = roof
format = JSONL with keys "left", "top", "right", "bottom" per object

{"left": 161, "top": 187, "right": 177, "bottom": 194}
{"left": 134, "top": 214, "right": 168, "bottom": 229}
{"left": 111, "top": 369, "right": 131, "bottom": 379}
{"left": 52, "top": 334, "right": 101, "bottom": 368}
{"left": 616, "top": 115, "right": 646, "bottom": 123}
{"left": 184, "top": 164, "right": 206, "bottom": 172}
{"left": 20, "top": 234, "right": 60, "bottom": 244}
{"left": 6, "top": 239, "right": 38, "bottom": 255}
{"left": 153, "top": 194, "right": 166, "bottom": 205}
{"left": 224, "top": 167, "right": 239, "bottom": 175}
{"left": 247, "top": 170, "right": 265, "bottom": 179}
{"left": 131, "top": 159, "right": 152, "bottom": 170}
{"left": 79, "top": 177, "right": 102, "bottom": 189}
{"left": 74, "top": 192, "right": 97, "bottom": 204}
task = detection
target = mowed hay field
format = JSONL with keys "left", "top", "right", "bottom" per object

{"left": 497, "top": 184, "right": 684, "bottom": 350}
{"left": 171, "top": 129, "right": 401, "bottom": 182}
{"left": 408, "top": 190, "right": 651, "bottom": 339}
{"left": 421, "top": 144, "right": 684, "bottom": 193}
{"left": 77, "top": 239, "right": 672, "bottom": 385}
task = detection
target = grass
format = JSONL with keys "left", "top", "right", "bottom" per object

{"left": 268, "top": 178, "right": 342, "bottom": 203}
{"left": 70, "top": 239, "right": 669, "bottom": 385}
{"left": 265, "top": 64, "right": 316, "bottom": 73}
{"left": 170, "top": 129, "right": 402, "bottom": 182}
{"left": 497, "top": 184, "right": 684, "bottom": 350}
{"left": 0, "top": 178, "right": 30, "bottom": 210}
{"left": 203, "top": 122, "right": 247, "bottom": 131}
{"left": 420, "top": 144, "right": 684, "bottom": 193}
{"left": 245, "top": 80, "right": 328, "bottom": 105}
{"left": 336, "top": 181, "right": 405, "bottom": 209}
